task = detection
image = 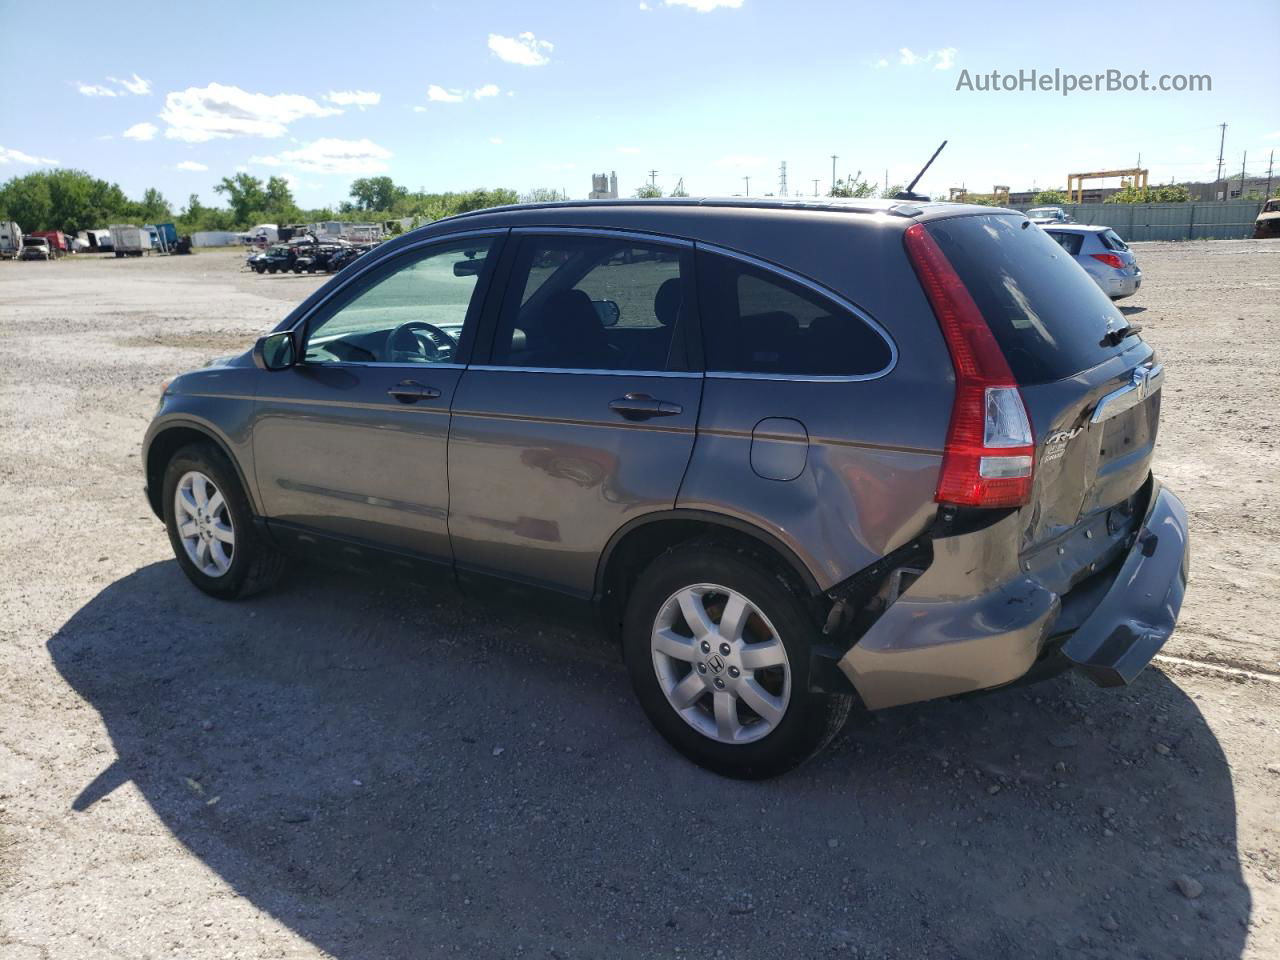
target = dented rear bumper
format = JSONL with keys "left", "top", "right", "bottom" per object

{"left": 837, "top": 477, "right": 1189, "bottom": 709}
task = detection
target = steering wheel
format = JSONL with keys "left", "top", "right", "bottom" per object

{"left": 385, "top": 321, "right": 458, "bottom": 363}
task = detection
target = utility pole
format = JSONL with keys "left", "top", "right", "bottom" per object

{"left": 1266, "top": 150, "right": 1274, "bottom": 201}
{"left": 884, "top": 169, "right": 889, "bottom": 194}
{"left": 778, "top": 160, "right": 788, "bottom": 197}
{"left": 743, "top": 175, "right": 751, "bottom": 196}
{"left": 648, "top": 169, "right": 659, "bottom": 188}
{"left": 1215, "top": 123, "right": 1227, "bottom": 197}
{"left": 830, "top": 154, "right": 838, "bottom": 195}
{"left": 812, "top": 178, "right": 820, "bottom": 197}
{"left": 1239, "top": 151, "right": 1248, "bottom": 200}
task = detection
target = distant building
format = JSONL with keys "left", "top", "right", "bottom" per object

{"left": 589, "top": 171, "right": 618, "bottom": 200}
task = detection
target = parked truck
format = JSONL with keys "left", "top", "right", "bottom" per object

{"left": 0, "top": 221, "right": 22, "bottom": 260}
{"left": 109, "top": 224, "right": 152, "bottom": 258}
{"left": 147, "top": 222, "right": 179, "bottom": 254}
{"left": 30, "top": 230, "right": 69, "bottom": 255}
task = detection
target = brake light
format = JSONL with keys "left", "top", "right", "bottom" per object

{"left": 1090, "top": 252, "right": 1125, "bottom": 269}
{"left": 903, "top": 223, "right": 1035, "bottom": 508}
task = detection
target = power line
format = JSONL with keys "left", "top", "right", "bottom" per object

{"left": 648, "top": 169, "right": 659, "bottom": 188}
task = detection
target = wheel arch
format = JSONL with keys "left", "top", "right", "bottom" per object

{"left": 144, "top": 420, "right": 257, "bottom": 520}
{"left": 594, "top": 509, "right": 824, "bottom": 636}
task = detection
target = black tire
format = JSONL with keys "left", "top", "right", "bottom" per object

{"left": 255, "top": 263, "right": 266, "bottom": 274}
{"left": 267, "top": 265, "right": 277, "bottom": 274}
{"left": 623, "top": 543, "right": 851, "bottom": 779}
{"left": 161, "top": 443, "right": 286, "bottom": 600}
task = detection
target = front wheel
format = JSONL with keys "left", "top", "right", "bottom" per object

{"left": 162, "top": 443, "right": 286, "bottom": 600}
{"left": 623, "top": 544, "right": 851, "bottom": 779}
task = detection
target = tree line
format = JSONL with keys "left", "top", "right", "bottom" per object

{"left": 0, "top": 169, "right": 540, "bottom": 236}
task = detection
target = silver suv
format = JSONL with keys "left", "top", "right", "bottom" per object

{"left": 143, "top": 198, "right": 1190, "bottom": 778}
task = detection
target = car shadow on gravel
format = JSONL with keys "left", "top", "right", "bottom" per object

{"left": 48, "top": 561, "right": 1250, "bottom": 960}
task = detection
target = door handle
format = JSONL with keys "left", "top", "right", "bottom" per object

{"left": 387, "top": 380, "right": 442, "bottom": 403}
{"left": 609, "top": 393, "right": 683, "bottom": 421}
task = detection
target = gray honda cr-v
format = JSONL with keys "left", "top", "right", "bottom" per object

{"left": 143, "top": 197, "right": 1190, "bottom": 778}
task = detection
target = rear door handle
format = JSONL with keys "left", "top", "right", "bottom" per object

{"left": 609, "top": 393, "right": 683, "bottom": 421}
{"left": 387, "top": 380, "right": 442, "bottom": 403}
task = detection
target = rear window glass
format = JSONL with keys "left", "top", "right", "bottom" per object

{"left": 1045, "top": 231, "right": 1083, "bottom": 255}
{"left": 1101, "top": 229, "right": 1129, "bottom": 251}
{"left": 926, "top": 214, "right": 1130, "bottom": 383}
{"left": 697, "top": 251, "right": 892, "bottom": 377}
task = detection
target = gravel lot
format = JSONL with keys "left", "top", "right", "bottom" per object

{"left": 1, "top": 242, "right": 1278, "bottom": 959}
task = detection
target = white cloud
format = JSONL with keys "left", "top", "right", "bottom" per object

{"left": 876, "top": 58, "right": 889, "bottom": 68}
{"left": 639, "top": 1, "right": 650, "bottom": 8}
{"left": 325, "top": 89, "right": 381, "bottom": 109}
{"left": 78, "top": 83, "right": 117, "bottom": 97}
{"left": 1264, "top": 130, "right": 1280, "bottom": 141}
{"left": 0, "top": 146, "right": 58, "bottom": 166}
{"left": 110, "top": 73, "right": 151, "bottom": 95}
{"left": 488, "top": 32, "right": 553, "bottom": 66}
{"left": 718, "top": 154, "right": 766, "bottom": 169}
{"left": 176, "top": 160, "right": 209, "bottom": 171}
{"left": 473, "top": 83, "right": 501, "bottom": 99}
{"left": 897, "top": 47, "right": 958, "bottom": 69}
{"left": 617, "top": 146, "right": 641, "bottom": 154}
{"left": 123, "top": 122, "right": 158, "bottom": 141}
{"left": 160, "top": 83, "right": 342, "bottom": 142}
{"left": 490, "top": 137, "right": 504, "bottom": 144}
{"left": 251, "top": 137, "right": 392, "bottom": 175}
{"left": 427, "top": 84, "right": 466, "bottom": 103}
{"left": 664, "top": 0, "right": 743, "bottom": 10}
{"left": 413, "top": 106, "right": 428, "bottom": 113}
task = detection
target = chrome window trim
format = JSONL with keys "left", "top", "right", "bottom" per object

{"left": 468, "top": 365, "right": 700, "bottom": 379}
{"left": 298, "top": 361, "right": 467, "bottom": 371}
{"left": 694, "top": 242, "right": 899, "bottom": 383}
{"left": 287, "top": 228, "right": 507, "bottom": 336}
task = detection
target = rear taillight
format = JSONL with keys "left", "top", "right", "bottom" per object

{"left": 1090, "top": 252, "right": 1125, "bottom": 269}
{"left": 903, "top": 223, "right": 1035, "bottom": 508}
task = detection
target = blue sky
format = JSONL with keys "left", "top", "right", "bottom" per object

{"left": 1, "top": 0, "right": 1277, "bottom": 209}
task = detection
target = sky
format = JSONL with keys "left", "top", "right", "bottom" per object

{"left": 1, "top": 0, "right": 1278, "bottom": 210}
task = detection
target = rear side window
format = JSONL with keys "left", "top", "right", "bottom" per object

{"left": 696, "top": 251, "right": 893, "bottom": 377}
{"left": 926, "top": 214, "right": 1130, "bottom": 383}
{"left": 1045, "top": 231, "right": 1083, "bottom": 255}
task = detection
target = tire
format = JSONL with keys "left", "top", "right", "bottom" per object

{"left": 161, "top": 443, "right": 286, "bottom": 600}
{"left": 267, "top": 265, "right": 277, "bottom": 274}
{"left": 255, "top": 263, "right": 266, "bottom": 274}
{"left": 623, "top": 543, "right": 851, "bottom": 779}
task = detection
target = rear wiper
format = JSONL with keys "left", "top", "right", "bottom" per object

{"left": 1100, "top": 322, "right": 1142, "bottom": 347}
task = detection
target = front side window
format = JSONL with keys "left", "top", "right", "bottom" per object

{"left": 303, "top": 238, "right": 493, "bottom": 365}
{"left": 696, "top": 251, "right": 893, "bottom": 377}
{"left": 491, "top": 236, "right": 690, "bottom": 371}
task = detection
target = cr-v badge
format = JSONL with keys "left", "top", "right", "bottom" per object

{"left": 1042, "top": 426, "right": 1083, "bottom": 464}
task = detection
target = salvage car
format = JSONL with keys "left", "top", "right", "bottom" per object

{"left": 143, "top": 197, "right": 1190, "bottom": 778}
{"left": 1026, "top": 205, "right": 1072, "bottom": 224}
{"left": 1254, "top": 197, "right": 1280, "bottom": 239}
{"left": 1043, "top": 224, "right": 1143, "bottom": 300}
{"left": 19, "top": 236, "right": 52, "bottom": 260}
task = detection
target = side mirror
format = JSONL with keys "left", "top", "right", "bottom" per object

{"left": 254, "top": 330, "right": 297, "bottom": 370}
{"left": 592, "top": 299, "right": 621, "bottom": 327}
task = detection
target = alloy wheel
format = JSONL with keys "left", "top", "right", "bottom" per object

{"left": 174, "top": 470, "right": 235, "bottom": 577}
{"left": 651, "top": 583, "right": 792, "bottom": 744}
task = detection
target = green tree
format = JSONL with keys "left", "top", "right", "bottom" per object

{"left": 879, "top": 184, "right": 904, "bottom": 199}
{"left": 349, "top": 176, "right": 408, "bottom": 212}
{"left": 830, "top": 171, "right": 876, "bottom": 198}
{"left": 1032, "top": 190, "right": 1069, "bottom": 205}
{"left": 520, "top": 187, "right": 563, "bottom": 203}
{"left": 0, "top": 168, "right": 135, "bottom": 233}
{"left": 668, "top": 183, "right": 689, "bottom": 197}
{"left": 214, "top": 173, "right": 269, "bottom": 225}
{"left": 1104, "top": 184, "right": 1191, "bottom": 204}
{"left": 634, "top": 184, "right": 663, "bottom": 199}
{"left": 134, "top": 187, "right": 171, "bottom": 223}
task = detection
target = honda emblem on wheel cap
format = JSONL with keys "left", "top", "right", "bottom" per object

{"left": 706, "top": 654, "right": 725, "bottom": 675}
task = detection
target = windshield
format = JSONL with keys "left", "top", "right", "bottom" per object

{"left": 926, "top": 213, "right": 1133, "bottom": 384}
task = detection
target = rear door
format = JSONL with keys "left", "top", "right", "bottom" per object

{"left": 252, "top": 232, "right": 502, "bottom": 560}
{"left": 925, "top": 213, "right": 1160, "bottom": 548}
{"left": 447, "top": 229, "right": 702, "bottom": 595}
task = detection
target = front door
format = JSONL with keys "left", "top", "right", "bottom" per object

{"left": 448, "top": 230, "right": 702, "bottom": 595}
{"left": 252, "top": 233, "right": 501, "bottom": 560}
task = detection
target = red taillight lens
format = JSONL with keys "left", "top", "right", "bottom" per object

{"left": 903, "top": 223, "right": 1035, "bottom": 508}
{"left": 1090, "top": 252, "right": 1125, "bottom": 269}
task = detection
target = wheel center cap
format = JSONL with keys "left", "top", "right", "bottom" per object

{"left": 706, "top": 653, "right": 726, "bottom": 676}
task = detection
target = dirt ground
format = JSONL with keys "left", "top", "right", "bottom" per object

{"left": 1, "top": 242, "right": 1277, "bottom": 960}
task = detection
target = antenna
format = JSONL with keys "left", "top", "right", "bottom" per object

{"left": 895, "top": 140, "right": 948, "bottom": 201}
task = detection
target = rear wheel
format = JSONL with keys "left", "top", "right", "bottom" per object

{"left": 623, "top": 544, "right": 851, "bottom": 779}
{"left": 162, "top": 443, "right": 285, "bottom": 600}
